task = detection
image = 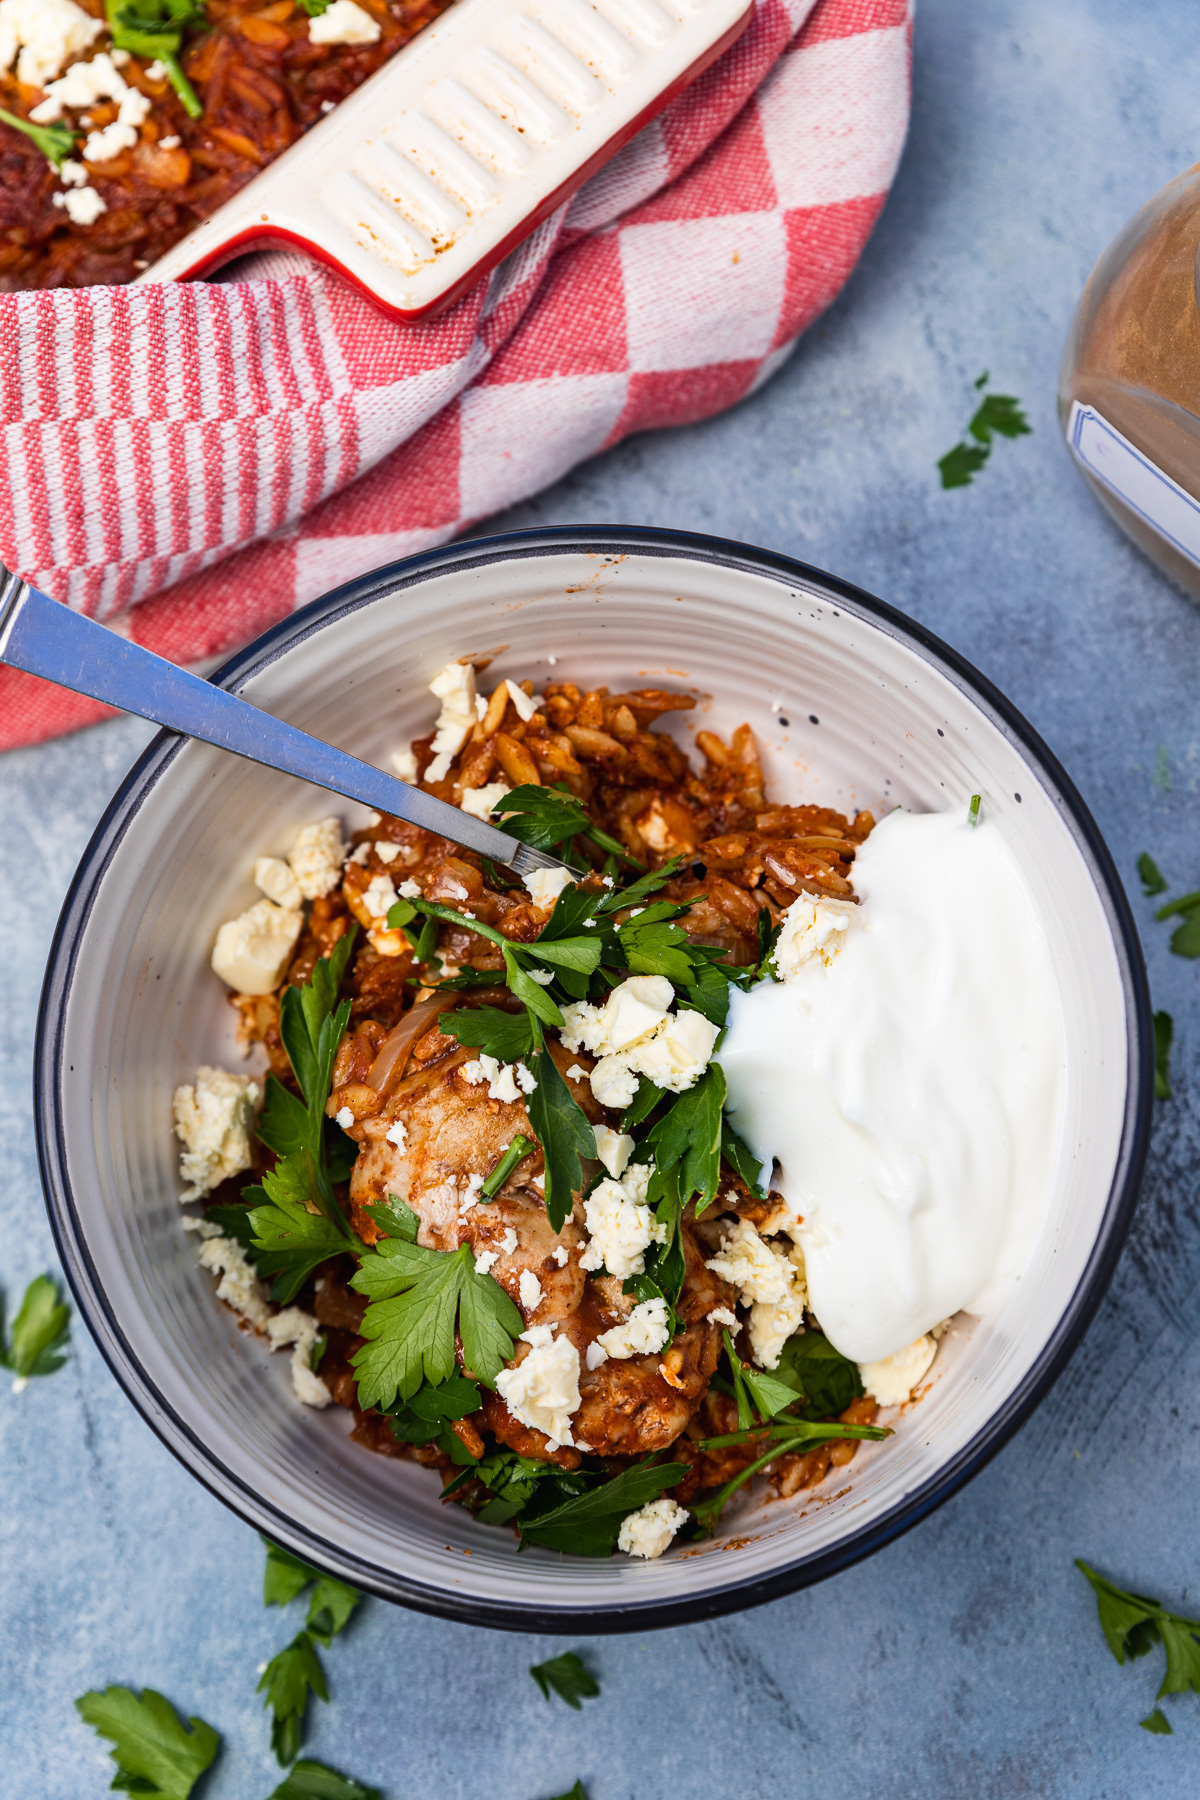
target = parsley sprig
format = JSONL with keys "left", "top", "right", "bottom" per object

{"left": 75, "top": 1685, "right": 219, "bottom": 1799}
{"left": 259, "top": 1539, "right": 362, "bottom": 1764}
{"left": 0, "top": 106, "right": 78, "bottom": 169}
{"left": 106, "top": 0, "right": 205, "bottom": 119}
{"left": 349, "top": 1197, "right": 522, "bottom": 1410}
{"left": 1077, "top": 1559, "right": 1200, "bottom": 1732}
{"left": 269, "top": 1764, "right": 381, "bottom": 1800}
{"left": 246, "top": 932, "right": 358, "bottom": 1301}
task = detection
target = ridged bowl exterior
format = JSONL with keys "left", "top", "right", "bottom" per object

{"left": 35, "top": 529, "right": 1151, "bottom": 1631}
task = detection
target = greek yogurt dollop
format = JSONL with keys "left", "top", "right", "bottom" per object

{"left": 719, "top": 807, "right": 1067, "bottom": 1365}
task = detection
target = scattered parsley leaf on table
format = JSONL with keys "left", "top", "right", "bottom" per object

{"left": 529, "top": 1652, "right": 600, "bottom": 1709}
{"left": 75, "top": 1685, "right": 219, "bottom": 1799}
{"left": 1141, "top": 1707, "right": 1172, "bottom": 1735}
{"left": 261, "top": 1537, "right": 363, "bottom": 1644}
{"left": 1, "top": 1272, "right": 71, "bottom": 1387}
{"left": 267, "top": 1760, "right": 381, "bottom": 1800}
{"left": 259, "top": 1631, "right": 328, "bottom": 1766}
{"left": 1155, "top": 887, "right": 1200, "bottom": 958}
{"left": 1138, "top": 853, "right": 1167, "bottom": 897}
{"left": 939, "top": 375, "right": 1030, "bottom": 488}
{"left": 1153, "top": 1012, "right": 1173, "bottom": 1100}
{"left": 545, "top": 1785, "right": 587, "bottom": 1800}
{"left": 1076, "top": 1559, "right": 1200, "bottom": 1704}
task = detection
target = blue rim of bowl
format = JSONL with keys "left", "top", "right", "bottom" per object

{"left": 34, "top": 525, "right": 1153, "bottom": 1634}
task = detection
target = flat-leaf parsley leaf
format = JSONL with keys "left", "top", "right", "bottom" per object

{"left": 529, "top": 1651, "right": 600, "bottom": 1709}
{"left": 267, "top": 1760, "right": 382, "bottom": 1800}
{"left": 1, "top": 1272, "right": 70, "bottom": 1386}
{"left": 75, "top": 1684, "right": 219, "bottom": 1799}
{"left": 1077, "top": 1559, "right": 1200, "bottom": 1703}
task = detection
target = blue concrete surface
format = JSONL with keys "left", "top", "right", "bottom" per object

{"left": 4, "top": 1, "right": 1200, "bottom": 1794}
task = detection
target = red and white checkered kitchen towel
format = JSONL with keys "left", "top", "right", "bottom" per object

{"left": 0, "top": 0, "right": 910, "bottom": 751}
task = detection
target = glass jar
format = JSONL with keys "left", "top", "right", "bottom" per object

{"left": 1059, "top": 166, "right": 1200, "bottom": 601}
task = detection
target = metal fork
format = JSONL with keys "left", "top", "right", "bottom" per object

{"left": 0, "top": 568, "right": 571, "bottom": 884}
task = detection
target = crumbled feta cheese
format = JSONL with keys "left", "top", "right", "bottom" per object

{"left": 500, "top": 1227, "right": 518, "bottom": 1255}
{"left": 347, "top": 842, "right": 371, "bottom": 865}
{"left": 502, "top": 679, "right": 541, "bottom": 722}
{"left": 58, "top": 156, "right": 86, "bottom": 185}
{"left": 391, "top": 745, "right": 418, "bottom": 782}
{"left": 307, "top": 0, "right": 380, "bottom": 43}
{"left": 460, "top": 781, "right": 511, "bottom": 822}
{"left": 617, "top": 1496, "right": 688, "bottom": 1560}
{"left": 52, "top": 184, "right": 105, "bottom": 224}
{"left": 562, "top": 976, "right": 674, "bottom": 1056}
{"left": 495, "top": 1327, "right": 581, "bottom": 1447}
{"left": 198, "top": 1234, "right": 272, "bottom": 1329}
{"left": 211, "top": 897, "right": 303, "bottom": 994}
{"left": 707, "top": 1306, "right": 739, "bottom": 1329}
{"left": 424, "top": 660, "right": 478, "bottom": 782}
{"left": 180, "top": 1214, "right": 224, "bottom": 1239}
{"left": 0, "top": 0, "right": 101, "bottom": 90}
{"left": 474, "top": 1248, "right": 499, "bottom": 1277}
{"left": 585, "top": 1341, "right": 608, "bottom": 1370}
{"left": 158, "top": 133, "right": 179, "bottom": 149}
{"left": 144, "top": 57, "right": 165, "bottom": 78}
{"left": 525, "top": 968, "right": 555, "bottom": 986}
{"left": 385, "top": 1120, "right": 408, "bottom": 1150}
{"left": 266, "top": 1306, "right": 331, "bottom": 1408}
{"left": 597, "top": 1296, "right": 671, "bottom": 1360}
{"left": 361, "top": 872, "right": 399, "bottom": 920}
{"left": 552, "top": 1245, "right": 569, "bottom": 1267}
{"left": 460, "top": 1054, "right": 534, "bottom": 1106}
{"left": 518, "top": 1269, "right": 543, "bottom": 1313}
{"left": 524, "top": 864, "right": 575, "bottom": 909}
{"left": 335, "top": 1106, "right": 354, "bottom": 1130}
{"left": 579, "top": 1162, "right": 665, "bottom": 1280}
{"left": 565, "top": 1064, "right": 588, "bottom": 1083}
{"left": 82, "top": 84, "right": 149, "bottom": 163}
{"left": 462, "top": 1173, "right": 484, "bottom": 1207}
{"left": 592, "top": 1124, "right": 634, "bottom": 1178}
{"left": 173, "top": 1066, "right": 259, "bottom": 1201}
{"left": 705, "top": 1221, "right": 809, "bottom": 1369}
{"left": 288, "top": 817, "right": 346, "bottom": 899}
{"left": 561, "top": 976, "right": 718, "bottom": 1108}
{"left": 29, "top": 46, "right": 119, "bottom": 117}
{"left": 371, "top": 841, "right": 398, "bottom": 864}
{"left": 773, "top": 892, "right": 858, "bottom": 980}
{"left": 396, "top": 878, "right": 421, "bottom": 900}
{"left": 254, "top": 854, "right": 302, "bottom": 911}
{"left": 859, "top": 1334, "right": 937, "bottom": 1406}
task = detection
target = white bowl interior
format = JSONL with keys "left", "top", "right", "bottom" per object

{"left": 47, "top": 545, "right": 1134, "bottom": 1621}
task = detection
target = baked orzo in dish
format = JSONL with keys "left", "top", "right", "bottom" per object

{"left": 0, "top": 0, "right": 453, "bottom": 290}
{"left": 171, "top": 655, "right": 948, "bottom": 1561}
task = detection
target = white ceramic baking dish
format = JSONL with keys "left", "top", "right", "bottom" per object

{"left": 140, "top": 0, "right": 754, "bottom": 319}
{"left": 35, "top": 529, "right": 1151, "bottom": 1630}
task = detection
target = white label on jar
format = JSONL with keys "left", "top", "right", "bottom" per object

{"left": 1067, "top": 400, "right": 1200, "bottom": 567}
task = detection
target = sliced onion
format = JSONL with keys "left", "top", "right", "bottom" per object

{"left": 366, "top": 997, "right": 458, "bottom": 1094}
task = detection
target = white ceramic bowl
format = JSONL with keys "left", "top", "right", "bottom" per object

{"left": 36, "top": 529, "right": 1151, "bottom": 1631}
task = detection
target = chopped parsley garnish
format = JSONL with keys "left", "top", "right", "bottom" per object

{"left": 0, "top": 106, "right": 77, "bottom": 169}
{"left": 1, "top": 1272, "right": 70, "bottom": 1385}
{"left": 268, "top": 1763, "right": 382, "bottom": 1800}
{"left": 1077, "top": 1560, "right": 1200, "bottom": 1719}
{"left": 498, "top": 782, "right": 634, "bottom": 866}
{"left": 774, "top": 1329, "right": 865, "bottom": 1419}
{"left": 388, "top": 1372, "right": 482, "bottom": 1460}
{"left": 939, "top": 375, "right": 1030, "bottom": 489}
{"left": 967, "top": 793, "right": 981, "bottom": 826}
{"left": 529, "top": 1651, "right": 600, "bottom": 1709}
{"left": 526, "top": 1048, "right": 595, "bottom": 1230}
{"left": 106, "top": 0, "right": 205, "bottom": 118}
{"left": 442, "top": 1005, "right": 535, "bottom": 1062}
{"left": 518, "top": 1461, "right": 688, "bottom": 1557}
{"left": 1138, "top": 853, "right": 1167, "bottom": 897}
{"left": 75, "top": 1685, "right": 219, "bottom": 1798}
{"left": 350, "top": 1196, "right": 521, "bottom": 1410}
{"left": 1153, "top": 1011, "right": 1173, "bottom": 1100}
{"left": 481, "top": 1133, "right": 536, "bottom": 1200}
